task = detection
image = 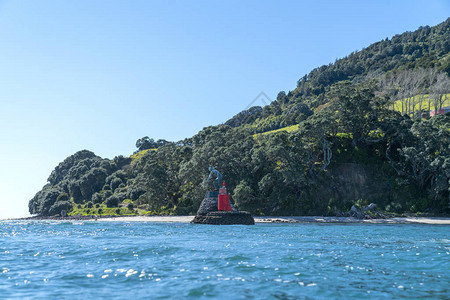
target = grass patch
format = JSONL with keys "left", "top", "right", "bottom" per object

{"left": 253, "top": 124, "right": 299, "bottom": 138}
{"left": 68, "top": 202, "right": 148, "bottom": 216}
{"left": 67, "top": 200, "right": 178, "bottom": 217}
{"left": 251, "top": 93, "right": 449, "bottom": 139}
{"left": 391, "top": 93, "right": 450, "bottom": 115}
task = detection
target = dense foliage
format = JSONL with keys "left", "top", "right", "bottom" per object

{"left": 30, "top": 19, "right": 450, "bottom": 216}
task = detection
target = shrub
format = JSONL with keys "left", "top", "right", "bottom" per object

{"left": 49, "top": 201, "right": 73, "bottom": 216}
{"left": 98, "top": 208, "right": 103, "bottom": 214}
{"left": 128, "top": 188, "right": 146, "bottom": 201}
{"left": 57, "top": 193, "right": 70, "bottom": 202}
{"left": 86, "top": 201, "right": 93, "bottom": 208}
{"left": 115, "top": 208, "right": 121, "bottom": 215}
{"left": 95, "top": 203, "right": 100, "bottom": 208}
{"left": 102, "top": 190, "right": 113, "bottom": 201}
{"left": 127, "top": 202, "right": 134, "bottom": 210}
{"left": 106, "top": 195, "right": 119, "bottom": 208}
{"left": 385, "top": 202, "right": 403, "bottom": 214}
{"left": 113, "top": 155, "right": 131, "bottom": 169}
{"left": 69, "top": 181, "right": 83, "bottom": 204}
{"left": 106, "top": 170, "right": 127, "bottom": 186}
{"left": 91, "top": 192, "right": 102, "bottom": 204}
{"left": 116, "top": 192, "right": 127, "bottom": 202}
{"left": 115, "top": 187, "right": 127, "bottom": 194}
{"left": 110, "top": 178, "right": 123, "bottom": 191}
{"left": 78, "top": 167, "right": 108, "bottom": 202}
{"left": 28, "top": 187, "right": 63, "bottom": 216}
{"left": 77, "top": 204, "right": 82, "bottom": 209}
{"left": 233, "top": 180, "right": 255, "bottom": 211}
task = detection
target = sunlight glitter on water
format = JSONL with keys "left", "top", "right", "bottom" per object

{"left": 0, "top": 221, "right": 449, "bottom": 299}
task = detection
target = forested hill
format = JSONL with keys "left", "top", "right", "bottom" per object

{"left": 226, "top": 18, "right": 450, "bottom": 132}
{"left": 29, "top": 19, "right": 450, "bottom": 217}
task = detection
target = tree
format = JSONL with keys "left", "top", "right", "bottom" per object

{"left": 49, "top": 200, "right": 73, "bottom": 216}
{"left": 431, "top": 72, "right": 450, "bottom": 114}
{"left": 28, "top": 186, "right": 64, "bottom": 216}
{"left": 386, "top": 115, "right": 450, "bottom": 211}
{"left": 330, "top": 80, "right": 389, "bottom": 147}
{"left": 135, "top": 136, "right": 156, "bottom": 151}
{"left": 48, "top": 150, "right": 98, "bottom": 185}
{"left": 233, "top": 180, "right": 256, "bottom": 211}
{"left": 79, "top": 167, "right": 108, "bottom": 202}
{"left": 106, "top": 195, "right": 120, "bottom": 207}
{"left": 298, "top": 110, "right": 337, "bottom": 176}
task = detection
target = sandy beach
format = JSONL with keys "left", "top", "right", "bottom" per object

{"left": 95, "top": 215, "right": 450, "bottom": 225}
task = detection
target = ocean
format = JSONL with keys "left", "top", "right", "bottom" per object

{"left": 0, "top": 220, "right": 449, "bottom": 299}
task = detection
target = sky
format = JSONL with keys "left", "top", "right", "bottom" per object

{"left": 0, "top": 0, "right": 449, "bottom": 219}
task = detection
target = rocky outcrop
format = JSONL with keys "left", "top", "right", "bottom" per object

{"left": 192, "top": 191, "right": 255, "bottom": 225}
{"left": 339, "top": 203, "right": 388, "bottom": 219}
{"left": 196, "top": 191, "right": 219, "bottom": 215}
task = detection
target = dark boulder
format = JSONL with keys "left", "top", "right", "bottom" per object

{"left": 193, "top": 191, "right": 255, "bottom": 225}
{"left": 344, "top": 203, "right": 386, "bottom": 219}
{"left": 196, "top": 191, "right": 219, "bottom": 215}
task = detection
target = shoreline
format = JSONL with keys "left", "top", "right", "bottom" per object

{"left": 10, "top": 215, "right": 450, "bottom": 225}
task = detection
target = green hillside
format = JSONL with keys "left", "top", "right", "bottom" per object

{"left": 29, "top": 18, "right": 450, "bottom": 217}
{"left": 258, "top": 93, "right": 450, "bottom": 138}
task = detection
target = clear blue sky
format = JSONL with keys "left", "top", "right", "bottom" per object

{"left": 0, "top": 0, "right": 449, "bottom": 218}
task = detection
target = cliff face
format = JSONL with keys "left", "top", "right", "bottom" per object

{"left": 307, "top": 162, "right": 412, "bottom": 215}
{"left": 331, "top": 163, "right": 385, "bottom": 201}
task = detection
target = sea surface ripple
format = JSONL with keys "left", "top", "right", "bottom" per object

{"left": 0, "top": 221, "right": 449, "bottom": 299}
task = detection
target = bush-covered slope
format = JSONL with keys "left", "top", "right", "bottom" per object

{"left": 29, "top": 19, "right": 450, "bottom": 216}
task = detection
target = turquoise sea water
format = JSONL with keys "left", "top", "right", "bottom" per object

{"left": 0, "top": 221, "right": 449, "bottom": 299}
